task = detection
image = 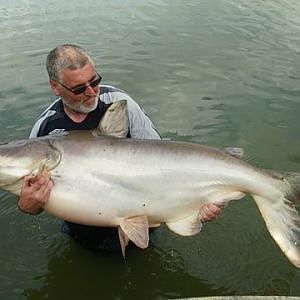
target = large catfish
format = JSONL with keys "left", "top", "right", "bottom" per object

{"left": 0, "top": 101, "right": 299, "bottom": 267}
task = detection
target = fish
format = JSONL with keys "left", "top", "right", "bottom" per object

{"left": 0, "top": 101, "right": 299, "bottom": 267}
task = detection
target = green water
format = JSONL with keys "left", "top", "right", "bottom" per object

{"left": 0, "top": 0, "right": 300, "bottom": 299}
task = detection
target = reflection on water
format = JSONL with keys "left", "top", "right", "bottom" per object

{"left": 0, "top": 0, "right": 300, "bottom": 299}
{"left": 18, "top": 206, "right": 300, "bottom": 300}
{"left": 23, "top": 234, "right": 227, "bottom": 300}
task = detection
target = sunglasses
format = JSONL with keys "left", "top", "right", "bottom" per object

{"left": 57, "top": 72, "right": 102, "bottom": 95}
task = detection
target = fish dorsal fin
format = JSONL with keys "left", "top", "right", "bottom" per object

{"left": 166, "top": 211, "right": 202, "bottom": 236}
{"left": 223, "top": 147, "right": 244, "bottom": 158}
{"left": 118, "top": 215, "right": 149, "bottom": 256}
{"left": 93, "top": 100, "right": 129, "bottom": 138}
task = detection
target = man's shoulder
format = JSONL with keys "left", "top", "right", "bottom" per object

{"left": 29, "top": 99, "right": 65, "bottom": 137}
{"left": 99, "top": 84, "right": 133, "bottom": 104}
{"left": 100, "top": 84, "right": 126, "bottom": 95}
{"left": 37, "top": 98, "right": 62, "bottom": 118}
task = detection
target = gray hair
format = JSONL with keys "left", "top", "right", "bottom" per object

{"left": 46, "top": 44, "right": 95, "bottom": 82}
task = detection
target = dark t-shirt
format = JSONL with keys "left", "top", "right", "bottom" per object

{"left": 36, "top": 99, "right": 110, "bottom": 135}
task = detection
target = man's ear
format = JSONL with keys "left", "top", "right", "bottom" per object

{"left": 49, "top": 80, "right": 61, "bottom": 96}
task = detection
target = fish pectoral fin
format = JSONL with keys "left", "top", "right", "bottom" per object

{"left": 119, "top": 215, "right": 149, "bottom": 253}
{"left": 166, "top": 211, "right": 202, "bottom": 236}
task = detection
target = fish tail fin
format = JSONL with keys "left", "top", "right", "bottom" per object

{"left": 253, "top": 171, "right": 300, "bottom": 268}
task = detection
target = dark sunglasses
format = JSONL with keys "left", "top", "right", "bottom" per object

{"left": 57, "top": 72, "right": 102, "bottom": 95}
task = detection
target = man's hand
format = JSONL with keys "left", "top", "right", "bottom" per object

{"left": 198, "top": 203, "right": 222, "bottom": 222}
{"left": 17, "top": 169, "right": 54, "bottom": 215}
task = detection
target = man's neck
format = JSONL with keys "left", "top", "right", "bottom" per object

{"left": 63, "top": 105, "right": 88, "bottom": 123}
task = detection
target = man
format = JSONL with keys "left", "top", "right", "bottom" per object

{"left": 17, "top": 44, "right": 221, "bottom": 251}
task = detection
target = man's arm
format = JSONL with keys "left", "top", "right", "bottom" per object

{"left": 126, "top": 98, "right": 161, "bottom": 140}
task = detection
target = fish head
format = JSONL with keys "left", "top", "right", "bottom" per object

{"left": 0, "top": 137, "right": 61, "bottom": 194}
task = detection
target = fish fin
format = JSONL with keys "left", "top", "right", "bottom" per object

{"left": 118, "top": 226, "right": 130, "bottom": 257}
{"left": 253, "top": 194, "right": 300, "bottom": 268}
{"left": 119, "top": 215, "right": 149, "bottom": 250}
{"left": 207, "top": 190, "right": 246, "bottom": 205}
{"left": 166, "top": 211, "right": 202, "bottom": 236}
{"left": 93, "top": 100, "right": 129, "bottom": 138}
{"left": 223, "top": 147, "right": 244, "bottom": 158}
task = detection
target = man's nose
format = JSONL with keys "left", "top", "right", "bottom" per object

{"left": 85, "top": 84, "right": 97, "bottom": 95}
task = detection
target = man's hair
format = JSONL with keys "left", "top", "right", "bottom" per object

{"left": 46, "top": 44, "right": 94, "bottom": 82}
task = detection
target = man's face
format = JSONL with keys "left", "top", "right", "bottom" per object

{"left": 50, "top": 62, "right": 100, "bottom": 114}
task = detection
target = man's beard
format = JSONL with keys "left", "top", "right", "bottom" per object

{"left": 62, "top": 94, "right": 99, "bottom": 114}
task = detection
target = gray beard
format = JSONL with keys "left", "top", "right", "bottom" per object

{"left": 62, "top": 95, "right": 98, "bottom": 114}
